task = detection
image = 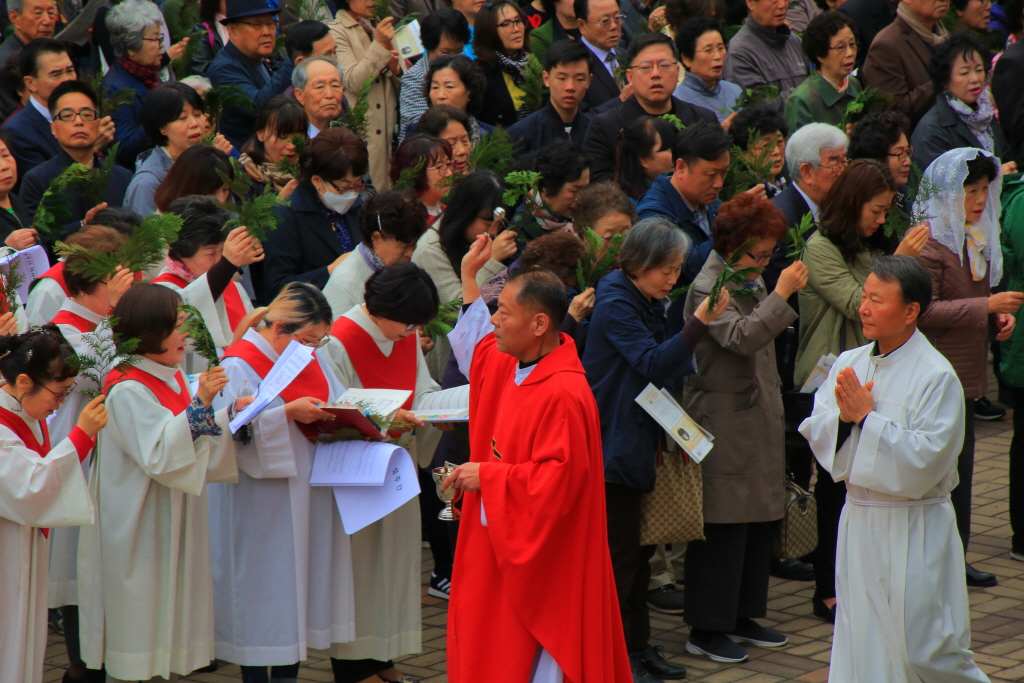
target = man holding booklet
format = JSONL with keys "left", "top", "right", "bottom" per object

{"left": 443, "top": 234, "right": 632, "bottom": 682}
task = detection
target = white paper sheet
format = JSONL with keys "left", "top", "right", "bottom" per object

{"left": 229, "top": 341, "right": 314, "bottom": 433}
{"left": 311, "top": 440, "right": 395, "bottom": 486}
{"left": 800, "top": 353, "right": 838, "bottom": 394}
{"left": 393, "top": 20, "right": 424, "bottom": 60}
{"left": 331, "top": 446, "right": 420, "bottom": 534}
{"left": 0, "top": 245, "right": 49, "bottom": 304}
{"left": 411, "top": 384, "right": 470, "bottom": 421}
{"left": 635, "top": 383, "right": 714, "bottom": 462}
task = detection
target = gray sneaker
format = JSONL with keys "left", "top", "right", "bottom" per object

{"left": 646, "top": 584, "right": 685, "bottom": 614}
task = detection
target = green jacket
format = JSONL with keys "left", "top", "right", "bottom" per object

{"left": 784, "top": 71, "right": 862, "bottom": 133}
{"left": 1001, "top": 175, "right": 1024, "bottom": 386}
{"left": 795, "top": 231, "right": 874, "bottom": 385}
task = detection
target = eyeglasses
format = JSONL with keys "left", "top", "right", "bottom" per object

{"left": 141, "top": 35, "right": 166, "bottom": 45}
{"left": 300, "top": 334, "right": 330, "bottom": 348}
{"left": 746, "top": 246, "right": 780, "bottom": 264}
{"left": 629, "top": 60, "right": 678, "bottom": 74}
{"left": 819, "top": 157, "right": 849, "bottom": 172}
{"left": 238, "top": 19, "right": 277, "bottom": 31}
{"left": 427, "top": 160, "right": 453, "bottom": 175}
{"left": 752, "top": 138, "right": 785, "bottom": 153}
{"left": 497, "top": 16, "right": 525, "bottom": 29}
{"left": 327, "top": 178, "right": 367, "bottom": 194}
{"left": 42, "top": 381, "right": 76, "bottom": 402}
{"left": 587, "top": 13, "right": 626, "bottom": 29}
{"left": 54, "top": 108, "right": 98, "bottom": 122}
{"left": 888, "top": 146, "right": 914, "bottom": 163}
{"left": 694, "top": 44, "right": 728, "bottom": 57}
{"left": 827, "top": 40, "right": 858, "bottom": 52}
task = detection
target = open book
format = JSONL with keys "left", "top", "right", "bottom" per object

{"left": 411, "top": 385, "right": 469, "bottom": 422}
{"left": 314, "top": 388, "right": 412, "bottom": 438}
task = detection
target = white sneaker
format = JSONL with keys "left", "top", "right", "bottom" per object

{"left": 1010, "top": 549, "right": 1024, "bottom": 562}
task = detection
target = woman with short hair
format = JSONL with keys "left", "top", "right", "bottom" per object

{"left": 514, "top": 140, "right": 591, "bottom": 241}
{"left": 614, "top": 117, "right": 677, "bottom": 202}
{"left": 388, "top": 134, "right": 454, "bottom": 220}
{"left": 573, "top": 181, "right": 637, "bottom": 240}
{"left": 413, "top": 105, "right": 474, "bottom": 174}
{"left": 674, "top": 18, "right": 742, "bottom": 122}
{"left": 241, "top": 95, "right": 308, "bottom": 197}
{"left": 785, "top": 11, "right": 863, "bottom": 131}
{"left": 154, "top": 144, "right": 235, "bottom": 212}
{"left": 419, "top": 55, "right": 492, "bottom": 142}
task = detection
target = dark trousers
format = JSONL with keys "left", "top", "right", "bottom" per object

{"left": 330, "top": 658, "right": 394, "bottom": 683}
{"left": 683, "top": 521, "right": 774, "bottom": 633}
{"left": 417, "top": 466, "right": 453, "bottom": 579}
{"left": 812, "top": 465, "right": 846, "bottom": 600}
{"left": 950, "top": 400, "right": 976, "bottom": 553}
{"left": 605, "top": 481, "right": 656, "bottom": 653}
{"left": 240, "top": 664, "right": 300, "bottom": 683}
{"left": 1010, "top": 388, "right": 1024, "bottom": 551}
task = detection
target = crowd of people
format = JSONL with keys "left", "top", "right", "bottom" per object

{"left": 2, "top": 0, "right": 1024, "bottom": 680}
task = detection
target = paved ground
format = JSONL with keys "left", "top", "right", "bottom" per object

{"left": 43, "top": 398, "right": 1024, "bottom": 683}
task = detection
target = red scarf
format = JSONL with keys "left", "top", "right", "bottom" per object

{"left": 222, "top": 337, "right": 329, "bottom": 441}
{"left": 118, "top": 57, "right": 159, "bottom": 90}
{"left": 105, "top": 366, "right": 190, "bottom": 415}
{"left": 0, "top": 405, "right": 52, "bottom": 537}
{"left": 34, "top": 262, "right": 69, "bottom": 296}
{"left": 52, "top": 309, "right": 97, "bottom": 332}
{"left": 152, "top": 274, "right": 248, "bottom": 332}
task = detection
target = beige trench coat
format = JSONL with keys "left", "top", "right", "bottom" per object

{"left": 682, "top": 251, "right": 795, "bottom": 525}
{"left": 329, "top": 10, "right": 401, "bottom": 191}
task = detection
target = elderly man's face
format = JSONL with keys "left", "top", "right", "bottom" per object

{"left": 858, "top": 273, "right": 919, "bottom": 341}
{"left": 228, "top": 14, "right": 278, "bottom": 59}
{"left": 295, "top": 60, "right": 344, "bottom": 125}
{"left": 490, "top": 281, "right": 550, "bottom": 358}
{"left": 799, "top": 146, "right": 847, "bottom": 200}
{"left": 903, "top": 0, "right": 949, "bottom": 23}
{"left": 9, "top": 0, "right": 57, "bottom": 42}
{"left": 745, "top": 0, "right": 788, "bottom": 28}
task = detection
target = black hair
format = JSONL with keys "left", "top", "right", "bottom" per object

{"left": 801, "top": 11, "right": 857, "bottom": 64}
{"left": 573, "top": 0, "right": 591, "bottom": 20}
{"left": 414, "top": 104, "right": 472, "bottom": 137}
{"left": 675, "top": 16, "right": 722, "bottom": 60}
{"left": 363, "top": 262, "right": 440, "bottom": 326}
{"left": 297, "top": 125, "right": 368, "bottom": 183}
{"left": 1006, "top": 0, "right": 1024, "bottom": 35}
{"left": 0, "top": 52, "right": 22, "bottom": 99}
{"left": 438, "top": 170, "right": 504, "bottom": 275}
{"left": 166, "top": 195, "right": 232, "bottom": 260}
{"left": 544, "top": 38, "right": 592, "bottom": 72}
{"left": 87, "top": 206, "right": 142, "bottom": 235}
{"left": 19, "top": 38, "right": 68, "bottom": 80}
{"left": 358, "top": 191, "right": 429, "bottom": 247}
{"left": 0, "top": 326, "right": 77, "bottom": 393}
{"left": 423, "top": 54, "right": 487, "bottom": 116}
{"left": 728, "top": 102, "right": 788, "bottom": 150}
{"left": 285, "top": 19, "right": 330, "bottom": 61}
{"left": 242, "top": 94, "right": 308, "bottom": 165}
{"left": 928, "top": 31, "right": 990, "bottom": 91}
{"left": 474, "top": 1, "right": 532, "bottom": 64}
{"left": 672, "top": 119, "right": 732, "bottom": 165}
{"left": 625, "top": 32, "right": 679, "bottom": 67}
{"left": 615, "top": 115, "right": 676, "bottom": 199}
{"left": 199, "top": 0, "right": 221, "bottom": 25}
{"left": 506, "top": 269, "right": 568, "bottom": 329}
{"left": 871, "top": 255, "right": 933, "bottom": 317}
{"left": 421, "top": 8, "right": 471, "bottom": 51}
{"left": 154, "top": 145, "right": 234, "bottom": 213}
{"left": 112, "top": 284, "right": 183, "bottom": 356}
{"left": 665, "top": 0, "right": 726, "bottom": 31}
{"left": 847, "top": 111, "right": 911, "bottom": 163}
{"left": 142, "top": 82, "right": 206, "bottom": 146}
{"left": 964, "top": 153, "right": 999, "bottom": 186}
{"left": 47, "top": 79, "right": 97, "bottom": 115}
{"left": 534, "top": 141, "right": 589, "bottom": 198}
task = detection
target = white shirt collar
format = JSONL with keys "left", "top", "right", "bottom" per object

{"left": 30, "top": 94, "right": 51, "bottom": 122}
{"left": 60, "top": 298, "right": 104, "bottom": 324}
{"left": 308, "top": 122, "right": 320, "bottom": 139}
{"left": 136, "top": 356, "right": 184, "bottom": 390}
{"left": 243, "top": 327, "right": 279, "bottom": 361}
{"left": 794, "top": 183, "right": 820, "bottom": 220}
{"left": 582, "top": 36, "right": 611, "bottom": 64}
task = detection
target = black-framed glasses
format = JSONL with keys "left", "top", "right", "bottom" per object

{"left": 588, "top": 13, "right": 626, "bottom": 29}
{"left": 746, "top": 246, "right": 780, "bottom": 264}
{"left": 888, "top": 146, "right": 914, "bottom": 163}
{"left": 54, "top": 108, "right": 98, "bottom": 123}
{"left": 327, "top": 178, "right": 367, "bottom": 194}
{"left": 497, "top": 16, "right": 525, "bottom": 29}
{"left": 42, "top": 381, "right": 76, "bottom": 402}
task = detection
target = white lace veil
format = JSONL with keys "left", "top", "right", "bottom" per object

{"left": 913, "top": 147, "right": 1003, "bottom": 284}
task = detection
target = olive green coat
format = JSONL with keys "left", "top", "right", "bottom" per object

{"left": 784, "top": 71, "right": 863, "bottom": 133}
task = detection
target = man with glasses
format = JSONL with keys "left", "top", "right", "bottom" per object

{"left": 209, "top": 0, "right": 295, "bottom": 149}
{"left": 723, "top": 0, "right": 808, "bottom": 99}
{"left": 583, "top": 32, "right": 718, "bottom": 183}
{"left": 19, "top": 80, "right": 131, "bottom": 242}
{"left": 575, "top": 0, "right": 628, "bottom": 109}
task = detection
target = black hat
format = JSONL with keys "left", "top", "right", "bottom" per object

{"left": 220, "top": 0, "right": 280, "bottom": 24}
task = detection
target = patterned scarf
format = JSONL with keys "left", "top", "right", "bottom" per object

{"left": 163, "top": 255, "right": 197, "bottom": 282}
{"left": 945, "top": 88, "right": 996, "bottom": 152}
{"left": 240, "top": 153, "right": 296, "bottom": 193}
{"left": 357, "top": 242, "right": 385, "bottom": 271}
{"left": 118, "top": 56, "right": 160, "bottom": 90}
{"left": 965, "top": 222, "right": 990, "bottom": 281}
{"left": 496, "top": 50, "right": 530, "bottom": 87}
{"left": 528, "top": 192, "right": 573, "bottom": 233}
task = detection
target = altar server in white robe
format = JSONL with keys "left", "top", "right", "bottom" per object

{"left": 77, "top": 283, "right": 247, "bottom": 683}
{"left": 0, "top": 324, "right": 109, "bottom": 683}
{"left": 211, "top": 282, "right": 353, "bottom": 683}
{"left": 320, "top": 262, "right": 441, "bottom": 683}
{"left": 46, "top": 226, "right": 135, "bottom": 682}
{"left": 152, "top": 196, "right": 263, "bottom": 362}
{"left": 799, "top": 255, "right": 989, "bottom": 683}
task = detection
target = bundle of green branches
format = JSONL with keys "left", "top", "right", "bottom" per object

{"left": 785, "top": 212, "right": 813, "bottom": 259}
{"left": 501, "top": 170, "right": 546, "bottom": 241}
{"left": 56, "top": 212, "right": 183, "bottom": 281}
{"left": 439, "top": 128, "right": 517, "bottom": 201}
{"left": 719, "top": 130, "right": 776, "bottom": 201}
{"left": 336, "top": 75, "right": 375, "bottom": 140}
{"left": 172, "top": 30, "right": 205, "bottom": 80}
{"left": 838, "top": 87, "right": 896, "bottom": 130}
{"left": 274, "top": 135, "right": 308, "bottom": 179}
{"left": 706, "top": 238, "right": 762, "bottom": 311}
{"left": 522, "top": 54, "right": 547, "bottom": 113}
{"left": 178, "top": 0, "right": 199, "bottom": 27}
{"left": 86, "top": 73, "right": 134, "bottom": 118}
{"left": 180, "top": 304, "right": 221, "bottom": 367}
{"left": 661, "top": 113, "right": 686, "bottom": 132}
{"left": 733, "top": 85, "right": 780, "bottom": 110}
{"left": 33, "top": 144, "right": 122, "bottom": 240}
{"left": 202, "top": 85, "right": 253, "bottom": 137}
{"left": 72, "top": 317, "right": 141, "bottom": 398}
{"left": 422, "top": 297, "right": 462, "bottom": 342}
{"left": 217, "top": 158, "right": 287, "bottom": 240}
{"left": 575, "top": 227, "right": 624, "bottom": 290}
{"left": 883, "top": 163, "right": 933, "bottom": 238}
{"left": 0, "top": 257, "right": 23, "bottom": 315}
{"left": 391, "top": 157, "right": 426, "bottom": 191}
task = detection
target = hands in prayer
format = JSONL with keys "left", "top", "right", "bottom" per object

{"left": 835, "top": 367, "right": 874, "bottom": 425}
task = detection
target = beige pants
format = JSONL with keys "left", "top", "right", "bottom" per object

{"left": 648, "top": 543, "right": 687, "bottom": 589}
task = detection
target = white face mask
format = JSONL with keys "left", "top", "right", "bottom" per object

{"left": 317, "top": 180, "right": 358, "bottom": 214}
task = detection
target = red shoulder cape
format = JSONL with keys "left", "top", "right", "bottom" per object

{"left": 105, "top": 366, "right": 190, "bottom": 415}
{"left": 0, "top": 405, "right": 52, "bottom": 536}
{"left": 52, "top": 309, "right": 97, "bottom": 332}
{"left": 447, "top": 333, "right": 631, "bottom": 683}
{"left": 33, "top": 262, "right": 69, "bottom": 296}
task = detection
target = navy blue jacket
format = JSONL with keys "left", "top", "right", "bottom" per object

{"left": 637, "top": 173, "right": 719, "bottom": 284}
{"left": 582, "top": 268, "right": 704, "bottom": 492}
{"left": 102, "top": 60, "right": 155, "bottom": 169}
{"left": 3, "top": 101, "right": 59, "bottom": 182}
{"left": 505, "top": 102, "right": 592, "bottom": 158}
{"left": 208, "top": 42, "right": 295, "bottom": 149}
{"left": 263, "top": 181, "right": 361, "bottom": 301}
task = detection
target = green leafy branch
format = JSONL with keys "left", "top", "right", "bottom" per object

{"left": 734, "top": 85, "right": 780, "bottom": 110}
{"left": 502, "top": 170, "right": 546, "bottom": 241}
{"left": 707, "top": 238, "right": 762, "bottom": 311}
{"left": 392, "top": 156, "right": 426, "bottom": 191}
{"left": 422, "top": 296, "right": 462, "bottom": 342}
{"left": 180, "top": 304, "right": 221, "bottom": 367}
{"left": 274, "top": 134, "right": 308, "bottom": 179}
{"left": 838, "top": 87, "right": 895, "bottom": 130}
{"left": 218, "top": 157, "right": 288, "bottom": 240}
{"left": 70, "top": 317, "right": 141, "bottom": 398}
{"left": 522, "top": 54, "right": 547, "bottom": 114}
{"left": 786, "top": 212, "right": 813, "bottom": 259}
{"left": 56, "top": 212, "right": 184, "bottom": 281}
{"left": 883, "top": 163, "right": 932, "bottom": 238}
{"left": 575, "top": 226, "right": 624, "bottom": 290}
{"left": 202, "top": 85, "right": 253, "bottom": 137}
{"left": 336, "top": 74, "right": 375, "bottom": 140}
{"left": 720, "top": 130, "right": 776, "bottom": 201}
{"left": 439, "top": 128, "right": 517, "bottom": 202}
{"left": 172, "top": 30, "right": 204, "bottom": 80}
{"left": 34, "top": 144, "right": 121, "bottom": 239}
{"left": 290, "top": 0, "right": 331, "bottom": 20}
{"left": 87, "top": 73, "right": 134, "bottom": 118}
{"left": 661, "top": 113, "right": 686, "bottom": 131}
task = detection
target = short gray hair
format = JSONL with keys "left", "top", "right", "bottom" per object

{"left": 785, "top": 123, "right": 848, "bottom": 177}
{"left": 8, "top": 0, "right": 24, "bottom": 14}
{"left": 292, "top": 55, "right": 342, "bottom": 90}
{"left": 871, "top": 255, "right": 932, "bottom": 317}
{"left": 107, "top": 0, "right": 164, "bottom": 58}
{"left": 619, "top": 217, "right": 691, "bottom": 277}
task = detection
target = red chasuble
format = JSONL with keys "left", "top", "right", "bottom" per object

{"left": 51, "top": 310, "right": 97, "bottom": 332}
{"left": 105, "top": 367, "right": 191, "bottom": 415}
{"left": 331, "top": 316, "right": 417, "bottom": 412}
{"left": 33, "top": 262, "right": 70, "bottom": 296}
{"left": 447, "top": 333, "right": 631, "bottom": 683}
{"left": 152, "top": 273, "right": 248, "bottom": 331}
{"left": 0, "top": 406, "right": 53, "bottom": 537}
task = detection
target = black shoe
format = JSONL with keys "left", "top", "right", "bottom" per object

{"left": 770, "top": 558, "right": 815, "bottom": 581}
{"left": 811, "top": 594, "right": 836, "bottom": 624}
{"left": 427, "top": 572, "right": 451, "bottom": 600}
{"left": 727, "top": 618, "right": 788, "bottom": 648}
{"left": 966, "top": 563, "right": 998, "bottom": 587}
{"left": 975, "top": 397, "right": 1007, "bottom": 421}
{"left": 638, "top": 645, "right": 686, "bottom": 680}
{"left": 629, "top": 653, "right": 665, "bottom": 683}
{"left": 686, "top": 629, "right": 749, "bottom": 663}
{"left": 646, "top": 584, "right": 686, "bottom": 614}
{"left": 194, "top": 662, "right": 219, "bottom": 673}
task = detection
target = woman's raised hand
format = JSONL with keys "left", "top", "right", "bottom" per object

{"left": 894, "top": 223, "right": 930, "bottom": 258}
{"left": 491, "top": 230, "right": 518, "bottom": 262}
{"left": 569, "top": 287, "right": 595, "bottom": 321}
{"left": 107, "top": 265, "right": 135, "bottom": 308}
{"left": 223, "top": 226, "right": 265, "bottom": 267}
{"left": 694, "top": 289, "right": 730, "bottom": 324}
{"left": 775, "top": 260, "right": 808, "bottom": 300}
{"left": 375, "top": 17, "right": 396, "bottom": 47}
{"left": 198, "top": 366, "right": 230, "bottom": 408}
{"left": 77, "top": 394, "right": 108, "bottom": 437}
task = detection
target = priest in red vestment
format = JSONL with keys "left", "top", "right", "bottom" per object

{"left": 443, "top": 236, "right": 632, "bottom": 683}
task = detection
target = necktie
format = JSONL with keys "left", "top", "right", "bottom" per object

{"left": 607, "top": 53, "right": 624, "bottom": 89}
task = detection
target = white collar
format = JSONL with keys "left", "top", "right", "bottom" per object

{"left": 794, "top": 183, "right": 820, "bottom": 220}
{"left": 0, "top": 388, "right": 41, "bottom": 440}
{"left": 348, "top": 305, "right": 395, "bottom": 352}
{"left": 308, "top": 121, "right": 321, "bottom": 139}
{"left": 136, "top": 356, "right": 184, "bottom": 390}
{"left": 61, "top": 298, "right": 104, "bottom": 324}
{"left": 243, "top": 327, "right": 279, "bottom": 361}
{"left": 29, "top": 94, "right": 51, "bottom": 122}
{"left": 582, "top": 36, "right": 613, "bottom": 65}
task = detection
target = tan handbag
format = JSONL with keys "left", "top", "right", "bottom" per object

{"left": 772, "top": 476, "right": 818, "bottom": 560}
{"left": 639, "top": 443, "right": 705, "bottom": 545}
